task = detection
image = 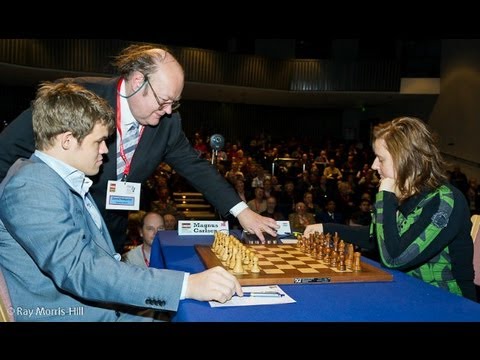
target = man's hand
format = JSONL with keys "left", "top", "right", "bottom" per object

{"left": 186, "top": 266, "right": 243, "bottom": 303}
{"left": 304, "top": 223, "right": 324, "bottom": 238}
{"left": 379, "top": 177, "right": 396, "bottom": 193}
{"left": 237, "top": 208, "right": 279, "bottom": 243}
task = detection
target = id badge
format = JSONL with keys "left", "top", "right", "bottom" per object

{"left": 105, "top": 180, "right": 141, "bottom": 210}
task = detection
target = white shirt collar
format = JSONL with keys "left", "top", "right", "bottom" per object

{"left": 34, "top": 150, "right": 92, "bottom": 197}
{"left": 119, "top": 79, "right": 139, "bottom": 130}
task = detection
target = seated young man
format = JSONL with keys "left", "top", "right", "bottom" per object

{"left": 0, "top": 82, "right": 242, "bottom": 321}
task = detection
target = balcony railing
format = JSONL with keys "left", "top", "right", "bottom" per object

{"left": 0, "top": 39, "right": 401, "bottom": 92}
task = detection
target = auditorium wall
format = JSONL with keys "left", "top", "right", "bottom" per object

{"left": 429, "top": 39, "right": 480, "bottom": 180}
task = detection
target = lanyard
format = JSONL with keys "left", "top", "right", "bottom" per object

{"left": 116, "top": 79, "right": 145, "bottom": 180}
{"left": 142, "top": 244, "right": 150, "bottom": 267}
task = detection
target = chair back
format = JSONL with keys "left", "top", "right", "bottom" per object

{"left": 472, "top": 215, "right": 480, "bottom": 243}
{"left": 0, "top": 267, "right": 14, "bottom": 322}
{"left": 472, "top": 215, "right": 480, "bottom": 286}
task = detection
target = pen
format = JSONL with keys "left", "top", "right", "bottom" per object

{"left": 242, "top": 292, "right": 285, "bottom": 297}
{"left": 277, "top": 232, "right": 303, "bottom": 239}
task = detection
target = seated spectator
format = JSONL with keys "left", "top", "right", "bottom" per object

{"left": 225, "top": 162, "right": 245, "bottom": 184}
{"left": 260, "top": 196, "right": 285, "bottom": 221}
{"left": 125, "top": 210, "right": 146, "bottom": 251}
{"left": 262, "top": 178, "right": 277, "bottom": 199}
{"left": 164, "top": 213, "right": 177, "bottom": 230}
{"left": 247, "top": 187, "right": 267, "bottom": 214}
{"left": 288, "top": 202, "right": 315, "bottom": 233}
{"left": 270, "top": 175, "right": 282, "bottom": 192}
{"left": 150, "top": 186, "right": 178, "bottom": 215}
{"left": 123, "top": 212, "right": 164, "bottom": 268}
{"left": 349, "top": 199, "right": 372, "bottom": 226}
{"left": 323, "top": 159, "right": 342, "bottom": 197}
{"left": 303, "top": 191, "right": 322, "bottom": 221}
{"left": 277, "top": 181, "right": 298, "bottom": 219}
{"left": 251, "top": 166, "right": 269, "bottom": 189}
{"left": 234, "top": 178, "right": 250, "bottom": 203}
{"left": 317, "top": 199, "right": 344, "bottom": 224}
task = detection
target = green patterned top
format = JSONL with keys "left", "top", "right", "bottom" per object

{"left": 325, "top": 183, "right": 475, "bottom": 300}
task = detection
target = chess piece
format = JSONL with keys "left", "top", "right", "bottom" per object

{"left": 243, "top": 249, "right": 251, "bottom": 266}
{"left": 338, "top": 253, "right": 346, "bottom": 271}
{"left": 346, "top": 244, "right": 354, "bottom": 270}
{"left": 229, "top": 246, "right": 238, "bottom": 269}
{"left": 324, "top": 247, "right": 331, "bottom": 263}
{"left": 250, "top": 256, "right": 260, "bottom": 273}
{"left": 211, "top": 232, "right": 217, "bottom": 251}
{"left": 222, "top": 243, "right": 232, "bottom": 263}
{"left": 330, "top": 251, "right": 337, "bottom": 268}
{"left": 325, "top": 233, "right": 332, "bottom": 248}
{"left": 333, "top": 237, "right": 339, "bottom": 252}
{"left": 353, "top": 252, "right": 362, "bottom": 271}
{"left": 233, "top": 250, "right": 244, "bottom": 274}
{"left": 339, "top": 240, "right": 345, "bottom": 255}
{"left": 316, "top": 243, "right": 323, "bottom": 260}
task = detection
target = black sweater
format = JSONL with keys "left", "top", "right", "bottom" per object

{"left": 324, "top": 184, "right": 476, "bottom": 301}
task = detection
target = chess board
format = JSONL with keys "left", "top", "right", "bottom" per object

{"left": 195, "top": 244, "right": 393, "bottom": 286}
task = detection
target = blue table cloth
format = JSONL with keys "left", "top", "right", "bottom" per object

{"left": 150, "top": 231, "right": 480, "bottom": 322}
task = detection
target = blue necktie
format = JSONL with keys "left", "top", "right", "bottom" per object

{"left": 117, "top": 122, "right": 140, "bottom": 180}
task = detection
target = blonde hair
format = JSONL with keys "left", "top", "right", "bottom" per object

{"left": 373, "top": 116, "right": 448, "bottom": 200}
{"left": 32, "top": 81, "right": 115, "bottom": 150}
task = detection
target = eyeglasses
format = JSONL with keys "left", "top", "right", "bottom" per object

{"left": 144, "top": 225, "right": 165, "bottom": 232}
{"left": 145, "top": 76, "right": 181, "bottom": 111}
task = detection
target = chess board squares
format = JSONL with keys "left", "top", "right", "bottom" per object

{"left": 275, "top": 253, "right": 296, "bottom": 259}
{"left": 275, "top": 264, "right": 296, "bottom": 270}
{"left": 296, "top": 267, "right": 320, "bottom": 273}
{"left": 248, "top": 244, "right": 354, "bottom": 274}
{"left": 265, "top": 257, "right": 288, "bottom": 262}
{"left": 287, "top": 251, "right": 305, "bottom": 256}
{"left": 308, "top": 263, "right": 329, "bottom": 269}
{"left": 285, "top": 260, "right": 307, "bottom": 266}
{"left": 256, "top": 251, "right": 276, "bottom": 256}
{"left": 262, "top": 268, "right": 285, "bottom": 274}
{"left": 298, "top": 257, "right": 314, "bottom": 261}
{"left": 258, "top": 260, "right": 274, "bottom": 266}
{"left": 275, "top": 245, "right": 295, "bottom": 250}
{"left": 196, "top": 242, "right": 393, "bottom": 286}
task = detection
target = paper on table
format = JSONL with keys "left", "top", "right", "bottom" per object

{"left": 280, "top": 238, "right": 298, "bottom": 244}
{"left": 209, "top": 285, "right": 295, "bottom": 307}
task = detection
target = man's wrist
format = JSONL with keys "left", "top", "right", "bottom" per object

{"left": 229, "top": 202, "right": 248, "bottom": 217}
{"left": 180, "top": 273, "right": 190, "bottom": 300}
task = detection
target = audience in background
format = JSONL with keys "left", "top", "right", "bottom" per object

{"left": 288, "top": 202, "right": 315, "bottom": 233}
{"left": 260, "top": 196, "right": 285, "bottom": 221}
{"left": 164, "top": 213, "right": 177, "bottom": 230}
{"left": 305, "top": 117, "right": 476, "bottom": 301}
{"left": 247, "top": 187, "right": 267, "bottom": 214}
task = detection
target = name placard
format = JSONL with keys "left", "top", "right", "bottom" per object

{"left": 276, "top": 220, "right": 291, "bottom": 235}
{"left": 178, "top": 220, "right": 229, "bottom": 236}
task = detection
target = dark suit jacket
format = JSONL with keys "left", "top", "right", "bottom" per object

{"left": 317, "top": 210, "right": 344, "bottom": 224}
{"left": 0, "top": 77, "right": 241, "bottom": 251}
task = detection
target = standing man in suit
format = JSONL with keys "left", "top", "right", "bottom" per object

{"left": 0, "top": 44, "right": 278, "bottom": 252}
{"left": 0, "top": 82, "right": 242, "bottom": 321}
